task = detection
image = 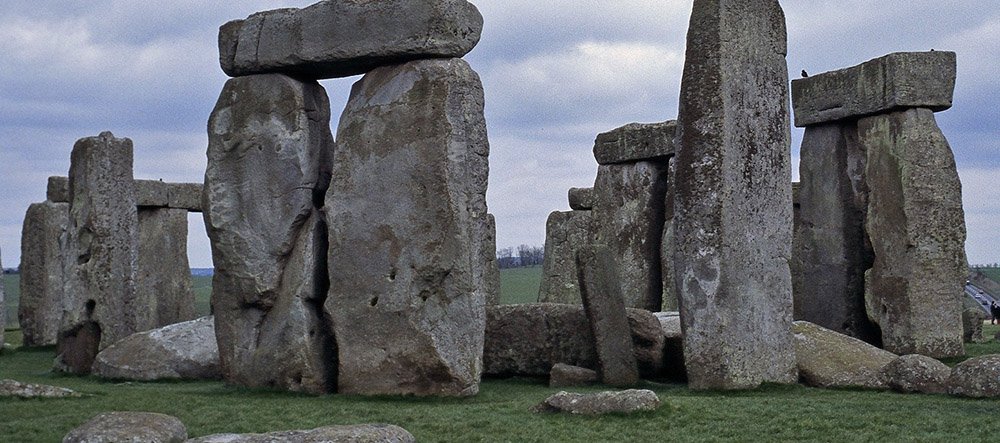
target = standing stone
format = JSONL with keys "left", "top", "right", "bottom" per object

{"left": 660, "top": 158, "right": 678, "bottom": 311}
{"left": 205, "top": 74, "right": 336, "bottom": 394}
{"left": 483, "top": 214, "right": 501, "bottom": 305}
{"left": 859, "top": 108, "right": 966, "bottom": 358}
{"left": 219, "top": 0, "right": 484, "bottom": 79}
{"left": 138, "top": 208, "right": 195, "bottom": 327}
{"left": 57, "top": 132, "right": 147, "bottom": 374}
{"left": 538, "top": 210, "right": 592, "bottom": 304}
{"left": 325, "top": 58, "right": 488, "bottom": 396}
{"left": 792, "top": 123, "right": 879, "bottom": 343}
{"left": 674, "top": 0, "right": 797, "bottom": 389}
{"left": 19, "top": 201, "right": 70, "bottom": 346}
{"left": 576, "top": 245, "right": 641, "bottom": 387}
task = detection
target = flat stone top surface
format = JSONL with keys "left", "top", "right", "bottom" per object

{"left": 792, "top": 51, "right": 956, "bottom": 127}
{"left": 593, "top": 120, "right": 676, "bottom": 165}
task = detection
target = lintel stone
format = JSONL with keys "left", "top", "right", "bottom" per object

{"left": 568, "top": 187, "right": 594, "bottom": 210}
{"left": 46, "top": 176, "right": 201, "bottom": 211}
{"left": 593, "top": 121, "right": 676, "bottom": 165}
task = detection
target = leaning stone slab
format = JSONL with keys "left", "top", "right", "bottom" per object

{"left": 47, "top": 175, "right": 70, "bottom": 203}
{"left": 0, "top": 379, "right": 82, "bottom": 399}
{"left": 188, "top": 424, "right": 415, "bottom": 443}
{"left": 593, "top": 120, "right": 676, "bottom": 165}
{"left": 19, "top": 201, "right": 69, "bottom": 347}
{"left": 57, "top": 132, "right": 148, "bottom": 374}
{"left": 793, "top": 321, "right": 896, "bottom": 389}
{"left": 674, "top": 0, "right": 797, "bottom": 389}
{"left": 947, "top": 354, "right": 1000, "bottom": 398}
{"left": 139, "top": 208, "right": 195, "bottom": 327}
{"left": 205, "top": 74, "right": 336, "bottom": 394}
{"left": 219, "top": 0, "right": 484, "bottom": 79}
{"left": 63, "top": 412, "right": 187, "bottom": 443}
{"left": 881, "top": 354, "right": 951, "bottom": 394}
{"left": 166, "top": 182, "right": 203, "bottom": 212}
{"left": 325, "top": 58, "right": 488, "bottom": 397}
{"left": 92, "top": 316, "right": 220, "bottom": 381}
{"left": 532, "top": 390, "right": 660, "bottom": 415}
{"left": 568, "top": 187, "right": 595, "bottom": 210}
{"left": 860, "top": 109, "right": 966, "bottom": 358}
{"left": 577, "top": 245, "right": 640, "bottom": 387}
{"left": 791, "top": 51, "right": 956, "bottom": 127}
{"left": 538, "top": 210, "right": 592, "bottom": 304}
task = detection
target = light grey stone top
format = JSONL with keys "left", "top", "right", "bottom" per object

{"left": 593, "top": 120, "right": 676, "bottom": 165}
{"left": 45, "top": 176, "right": 201, "bottom": 211}
{"left": 568, "top": 187, "right": 594, "bottom": 210}
{"left": 791, "top": 51, "right": 956, "bottom": 127}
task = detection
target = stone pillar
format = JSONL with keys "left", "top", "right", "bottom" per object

{"left": 483, "top": 214, "right": 501, "bottom": 305}
{"left": 538, "top": 210, "right": 592, "bottom": 304}
{"left": 19, "top": 201, "right": 70, "bottom": 346}
{"left": 673, "top": 0, "right": 797, "bottom": 389}
{"left": 660, "top": 158, "right": 678, "bottom": 311}
{"left": 325, "top": 58, "right": 488, "bottom": 396}
{"left": 138, "top": 208, "right": 195, "bottom": 327}
{"left": 205, "top": 73, "right": 337, "bottom": 394}
{"left": 576, "top": 245, "right": 640, "bottom": 387}
{"left": 57, "top": 132, "right": 146, "bottom": 374}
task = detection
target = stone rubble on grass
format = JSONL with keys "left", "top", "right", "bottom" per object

{"left": 793, "top": 321, "right": 896, "bottom": 389}
{"left": 881, "top": 354, "right": 951, "bottom": 394}
{"left": 187, "top": 424, "right": 415, "bottom": 443}
{"left": 91, "top": 316, "right": 221, "bottom": 381}
{"left": 947, "top": 354, "right": 1000, "bottom": 398}
{"left": 0, "top": 379, "right": 82, "bottom": 399}
{"left": 532, "top": 389, "right": 661, "bottom": 415}
{"left": 62, "top": 411, "right": 187, "bottom": 443}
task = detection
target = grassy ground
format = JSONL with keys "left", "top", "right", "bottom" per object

{"left": 499, "top": 266, "right": 543, "bottom": 304}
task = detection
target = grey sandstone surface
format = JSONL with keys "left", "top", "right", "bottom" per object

{"left": 0, "top": 379, "right": 82, "bottom": 399}
{"left": 62, "top": 412, "right": 187, "bottom": 443}
{"left": 483, "top": 214, "right": 501, "bottom": 305}
{"left": 660, "top": 158, "right": 678, "bottom": 311}
{"left": 538, "top": 210, "right": 592, "bottom": 304}
{"left": 791, "top": 51, "right": 956, "bottom": 127}
{"left": 139, "top": 208, "right": 196, "bottom": 327}
{"left": 674, "top": 0, "right": 797, "bottom": 389}
{"left": 219, "top": 0, "right": 483, "bottom": 79}
{"left": 47, "top": 175, "right": 70, "bottom": 203}
{"left": 325, "top": 58, "right": 488, "bottom": 396}
{"left": 962, "top": 295, "right": 988, "bottom": 343}
{"left": 136, "top": 179, "right": 169, "bottom": 207}
{"left": 166, "top": 182, "right": 203, "bottom": 212}
{"left": 92, "top": 316, "right": 220, "bottom": 381}
{"left": 533, "top": 389, "right": 661, "bottom": 415}
{"left": 592, "top": 120, "right": 676, "bottom": 165}
{"left": 860, "top": 109, "right": 966, "bottom": 358}
{"left": 187, "top": 424, "right": 415, "bottom": 443}
{"left": 567, "top": 187, "right": 595, "bottom": 210}
{"left": 947, "top": 354, "right": 1000, "bottom": 398}
{"left": 57, "top": 132, "right": 148, "bottom": 374}
{"left": 549, "top": 363, "right": 598, "bottom": 388}
{"left": 654, "top": 311, "right": 686, "bottom": 381}
{"left": 577, "top": 245, "right": 641, "bottom": 387}
{"left": 793, "top": 321, "right": 895, "bottom": 389}
{"left": 881, "top": 354, "right": 951, "bottom": 394}
{"left": 49, "top": 175, "right": 203, "bottom": 211}
{"left": 19, "top": 201, "right": 69, "bottom": 346}
{"left": 205, "top": 73, "right": 336, "bottom": 394}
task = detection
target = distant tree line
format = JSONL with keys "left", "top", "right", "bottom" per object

{"left": 496, "top": 244, "right": 544, "bottom": 269}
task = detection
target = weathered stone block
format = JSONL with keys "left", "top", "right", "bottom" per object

{"left": 860, "top": 109, "right": 966, "bottom": 358}
{"left": 47, "top": 176, "right": 70, "bottom": 203}
{"left": 18, "top": 201, "right": 69, "bottom": 346}
{"left": 881, "top": 354, "right": 951, "bottom": 394}
{"left": 538, "top": 210, "right": 592, "bottom": 305}
{"left": 205, "top": 74, "right": 336, "bottom": 394}
{"left": 568, "top": 187, "right": 594, "bottom": 210}
{"left": 92, "top": 316, "right": 220, "bottom": 381}
{"left": 577, "top": 245, "right": 640, "bottom": 387}
{"left": 138, "top": 208, "right": 195, "bottom": 327}
{"left": 593, "top": 121, "right": 676, "bottom": 165}
{"left": 57, "top": 132, "right": 147, "bottom": 374}
{"left": 483, "top": 214, "right": 501, "bottom": 305}
{"left": 792, "top": 51, "right": 956, "bottom": 127}
{"left": 325, "top": 58, "right": 488, "bottom": 396}
{"left": 533, "top": 389, "right": 660, "bottom": 415}
{"left": 948, "top": 355, "right": 1000, "bottom": 398}
{"left": 549, "top": 363, "right": 598, "bottom": 388}
{"left": 660, "top": 157, "right": 678, "bottom": 311}
{"left": 63, "top": 412, "right": 187, "bottom": 443}
{"left": 674, "top": 0, "right": 797, "bottom": 389}
{"left": 793, "top": 321, "right": 896, "bottom": 389}
{"left": 219, "top": 0, "right": 483, "bottom": 79}
{"left": 166, "top": 182, "right": 203, "bottom": 212}
{"left": 135, "top": 179, "right": 169, "bottom": 207}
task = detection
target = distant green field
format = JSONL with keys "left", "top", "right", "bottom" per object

{"left": 499, "top": 266, "right": 542, "bottom": 304}
{"left": 974, "top": 266, "right": 1000, "bottom": 283}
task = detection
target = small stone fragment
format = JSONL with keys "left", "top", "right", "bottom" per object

{"left": 533, "top": 389, "right": 660, "bottom": 415}
{"left": 62, "top": 412, "right": 187, "bottom": 443}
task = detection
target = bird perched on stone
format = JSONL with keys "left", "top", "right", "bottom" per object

{"left": 801, "top": 70, "right": 809, "bottom": 78}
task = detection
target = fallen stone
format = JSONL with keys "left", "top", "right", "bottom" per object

{"left": 549, "top": 363, "right": 598, "bottom": 388}
{"left": 654, "top": 311, "right": 686, "bottom": 381}
{"left": 136, "top": 179, "right": 169, "bottom": 207}
{"left": 793, "top": 321, "right": 896, "bottom": 389}
{"left": 57, "top": 132, "right": 148, "bottom": 374}
{"left": 483, "top": 304, "right": 663, "bottom": 378}
{"left": 187, "top": 424, "right": 415, "bottom": 443}
{"left": 47, "top": 175, "right": 70, "bottom": 203}
{"left": 948, "top": 355, "right": 1000, "bottom": 398}
{"left": 205, "top": 74, "right": 336, "bottom": 394}
{"left": 881, "top": 354, "right": 951, "bottom": 394}
{"left": 18, "top": 201, "right": 69, "bottom": 347}
{"left": 861, "top": 108, "right": 966, "bottom": 358}
{"left": 139, "top": 208, "right": 195, "bottom": 327}
{"left": 791, "top": 51, "right": 956, "bottom": 127}
{"left": 0, "top": 379, "right": 82, "bottom": 399}
{"left": 593, "top": 121, "right": 676, "bottom": 165}
{"left": 92, "top": 316, "right": 220, "bottom": 381}
{"left": 533, "top": 390, "right": 660, "bottom": 415}
{"left": 325, "top": 58, "right": 488, "bottom": 397}
{"left": 219, "top": 0, "right": 484, "bottom": 79}
{"left": 568, "top": 187, "right": 595, "bottom": 210}
{"left": 674, "top": 0, "right": 797, "bottom": 389}
{"left": 538, "top": 211, "right": 592, "bottom": 304}
{"left": 577, "top": 245, "right": 640, "bottom": 387}
{"left": 166, "top": 182, "right": 203, "bottom": 212}
{"left": 63, "top": 412, "right": 187, "bottom": 443}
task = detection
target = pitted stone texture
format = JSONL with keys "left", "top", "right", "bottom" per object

{"left": 660, "top": 157, "right": 678, "bottom": 311}
{"left": 136, "top": 179, "right": 169, "bottom": 207}
{"left": 793, "top": 321, "right": 895, "bottom": 389}
{"left": 568, "top": 187, "right": 595, "bottom": 210}
{"left": 792, "top": 123, "right": 878, "bottom": 343}
{"left": 92, "top": 316, "right": 219, "bottom": 381}
{"left": 483, "top": 214, "right": 501, "bottom": 305}
{"left": 577, "top": 245, "right": 640, "bottom": 387}
{"left": 19, "top": 201, "right": 69, "bottom": 346}
{"left": 57, "top": 132, "right": 146, "bottom": 374}
{"left": 947, "top": 355, "right": 1000, "bottom": 398}
{"left": 591, "top": 161, "right": 668, "bottom": 311}
{"left": 219, "top": 0, "right": 483, "bottom": 79}
{"left": 483, "top": 304, "right": 663, "bottom": 378}
{"left": 188, "top": 424, "right": 415, "bottom": 443}
{"left": 533, "top": 390, "right": 661, "bottom": 415}
{"left": 549, "top": 363, "right": 598, "bottom": 388}
{"left": 860, "top": 109, "right": 966, "bottom": 358}
{"left": 881, "top": 354, "right": 951, "bottom": 394}
{"left": 47, "top": 176, "right": 70, "bottom": 203}
{"left": 792, "top": 51, "right": 956, "bottom": 127}
{"left": 139, "top": 208, "right": 195, "bottom": 327}
{"left": 674, "top": 0, "right": 797, "bottom": 390}
{"left": 538, "top": 211, "right": 592, "bottom": 305}
{"left": 593, "top": 120, "right": 676, "bottom": 165}
{"left": 166, "top": 183, "right": 203, "bottom": 212}
{"left": 325, "top": 58, "right": 488, "bottom": 397}
{"left": 63, "top": 412, "right": 187, "bottom": 443}
{"left": 205, "top": 74, "right": 336, "bottom": 394}
{"left": 0, "top": 379, "right": 82, "bottom": 399}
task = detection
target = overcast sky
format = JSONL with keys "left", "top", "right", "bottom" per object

{"left": 1, "top": 1, "right": 998, "bottom": 268}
